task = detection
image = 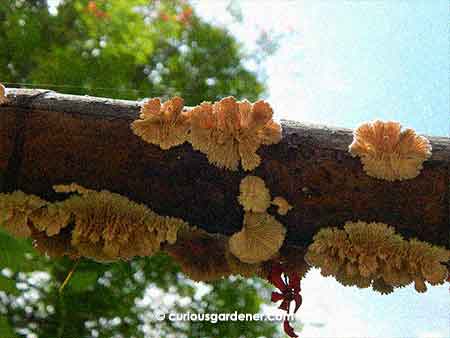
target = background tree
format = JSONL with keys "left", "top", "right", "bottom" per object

{"left": 0, "top": 1, "right": 284, "bottom": 337}
{"left": 0, "top": 0, "right": 264, "bottom": 104}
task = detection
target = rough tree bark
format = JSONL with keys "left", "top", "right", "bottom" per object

{"left": 0, "top": 88, "right": 449, "bottom": 250}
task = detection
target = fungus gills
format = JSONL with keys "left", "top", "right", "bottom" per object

{"left": 349, "top": 120, "right": 432, "bottom": 181}
{"left": 131, "top": 96, "right": 191, "bottom": 150}
{"left": 131, "top": 96, "right": 281, "bottom": 170}
{"left": 224, "top": 245, "right": 264, "bottom": 278}
{"left": 0, "top": 185, "right": 189, "bottom": 262}
{"left": 230, "top": 175, "right": 287, "bottom": 264}
{"left": 305, "top": 221, "right": 450, "bottom": 294}
{"left": 229, "top": 212, "right": 286, "bottom": 264}
{"left": 0, "top": 191, "right": 46, "bottom": 238}
{"left": 190, "top": 97, "right": 282, "bottom": 171}
{"left": 238, "top": 175, "right": 271, "bottom": 213}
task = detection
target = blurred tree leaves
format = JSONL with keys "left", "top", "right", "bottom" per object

{"left": 0, "top": 234, "right": 280, "bottom": 337}
{"left": 0, "top": 1, "right": 281, "bottom": 337}
{"left": 0, "top": 316, "right": 18, "bottom": 338}
{"left": 0, "top": 0, "right": 264, "bottom": 104}
{"left": 0, "top": 274, "right": 19, "bottom": 296}
{"left": 0, "top": 228, "right": 39, "bottom": 272}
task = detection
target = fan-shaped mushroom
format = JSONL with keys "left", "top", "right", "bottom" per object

{"left": 131, "top": 96, "right": 191, "bottom": 150}
{"left": 229, "top": 212, "right": 286, "bottom": 264}
{"left": 349, "top": 121, "right": 432, "bottom": 181}
{"left": 190, "top": 97, "right": 281, "bottom": 171}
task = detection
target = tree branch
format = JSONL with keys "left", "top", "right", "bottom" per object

{"left": 1, "top": 88, "right": 449, "bottom": 249}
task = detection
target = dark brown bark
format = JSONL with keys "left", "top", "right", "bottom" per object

{"left": 1, "top": 88, "right": 449, "bottom": 250}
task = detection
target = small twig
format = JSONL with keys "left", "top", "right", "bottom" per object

{"left": 59, "top": 259, "right": 80, "bottom": 293}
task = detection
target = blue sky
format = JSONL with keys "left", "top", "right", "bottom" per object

{"left": 47, "top": 0, "right": 450, "bottom": 336}
{"left": 195, "top": 0, "right": 449, "bottom": 137}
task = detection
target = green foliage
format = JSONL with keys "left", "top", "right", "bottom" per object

{"left": 0, "top": 0, "right": 264, "bottom": 104}
{"left": 0, "top": 316, "right": 18, "bottom": 338}
{"left": 1, "top": 250, "right": 279, "bottom": 338}
{"left": 0, "top": 228, "right": 39, "bottom": 272}
{"left": 0, "top": 1, "right": 281, "bottom": 337}
{"left": 0, "top": 274, "right": 19, "bottom": 296}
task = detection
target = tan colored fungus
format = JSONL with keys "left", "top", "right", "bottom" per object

{"left": 238, "top": 175, "right": 271, "bottom": 212}
{"left": 349, "top": 120, "right": 432, "bottom": 181}
{"left": 131, "top": 96, "right": 191, "bottom": 150}
{"left": 31, "top": 227, "right": 79, "bottom": 259}
{"left": 0, "top": 191, "right": 47, "bottom": 238}
{"left": 55, "top": 184, "right": 188, "bottom": 261}
{"left": 229, "top": 212, "right": 286, "bottom": 264}
{"left": 164, "top": 227, "right": 232, "bottom": 282}
{"left": 371, "top": 278, "right": 395, "bottom": 295}
{"left": 225, "top": 244, "right": 263, "bottom": 278}
{"left": 305, "top": 221, "right": 450, "bottom": 294}
{"left": 53, "top": 183, "right": 94, "bottom": 195}
{"left": 272, "top": 196, "right": 293, "bottom": 215}
{"left": 0, "top": 83, "right": 7, "bottom": 104}
{"left": 406, "top": 239, "right": 450, "bottom": 290}
{"left": 29, "top": 202, "right": 71, "bottom": 236}
{"left": 0, "top": 185, "right": 189, "bottom": 262}
{"left": 190, "top": 97, "right": 281, "bottom": 171}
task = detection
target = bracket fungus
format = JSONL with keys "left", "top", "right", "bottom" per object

{"left": 29, "top": 202, "right": 71, "bottom": 236}
{"left": 53, "top": 184, "right": 188, "bottom": 261}
{"left": 224, "top": 244, "right": 264, "bottom": 278}
{"left": 229, "top": 212, "right": 286, "bottom": 264}
{"left": 230, "top": 175, "right": 288, "bottom": 264}
{"left": 190, "top": 97, "right": 281, "bottom": 171}
{"left": 305, "top": 221, "right": 450, "bottom": 294}
{"left": 53, "top": 183, "right": 94, "bottom": 195}
{"left": 272, "top": 196, "right": 293, "bottom": 216}
{"left": 0, "top": 185, "right": 189, "bottom": 262}
{"left": 349, "top": 120, "right": 432, "bottom": 181}
{"left": 131, "top": 96, "right": 191, "bottom": 150}
{"left": 238, "top": 176, "right": 293, "bottom": 215}
{"left": 31, "top": 227, "right": 79, "bottom": 259}
{"left": 238, "top": 175, "right": 271, "bottom": 213}
{"left": 0, "top": 191, "right": 47, "bottom": 238}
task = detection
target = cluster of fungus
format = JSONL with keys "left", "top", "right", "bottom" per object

{"left": 190, "top": 97, "right": 282, "bottom": 171}
{"left": 3, "top": 88, "right": 447, "bottom": 307}
{"left": 0, "top": 184, "right": 189, "bottom": 262}
{"left": 0, "top": 191, "right": 47, "bottom": 238}
{"left": 165, "top": 175, "right": 294, "bottom": 282}
{"left": 229, "top": 176, "right": 290, "bottom": 265}
{"left": 0, "top": 184, "right": 284, "bottom": 282}
{"left": 305, "top": 221, "right": 450, "bottom": 294}
{"left": 131, "top": 96, "right": 191, "bottom": 150}
{"left": 131, "top": 96, "right": 282, "bottom": 171}
{"left": 349, "top": 120, "right": 432, "bottom": 181}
